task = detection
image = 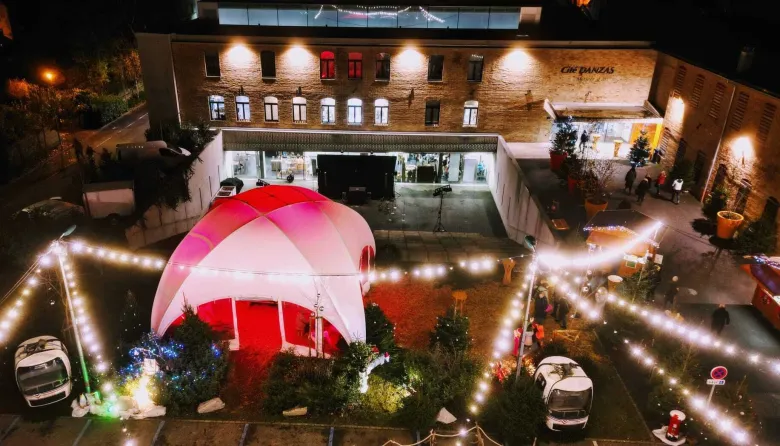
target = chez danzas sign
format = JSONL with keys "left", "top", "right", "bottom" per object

{"left": 561, "top": 66, "right": 616, "bottom": 74}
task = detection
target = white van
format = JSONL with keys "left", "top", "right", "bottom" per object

{"left": 115, "top": 141, "right": 191, "bottom": 166}
{"left": 533, "top": 356, "right": 594, "bottom": 431}
{"left": 14, "top": 336, "right": 72, "bottom": 407}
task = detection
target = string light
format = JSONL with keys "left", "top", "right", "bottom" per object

{"left": 64, "top": 241, "right": 165, "bottom": 270}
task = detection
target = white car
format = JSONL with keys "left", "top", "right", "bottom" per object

{"left": 533, "top": 356, "right": 594, "bottom": 431}
{"left": 14, "top": 336, "right": 72, "bottom": 407}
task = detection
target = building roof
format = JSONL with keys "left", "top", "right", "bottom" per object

{"left": 584, "top": 210, "right": 663, "bottom": 247}
{"left": 552, "top": 102, "right": 662, "bottom": 122}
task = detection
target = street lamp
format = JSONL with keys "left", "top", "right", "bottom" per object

{"left": 41, "top": 69, "right": 66, "bottom": 169}
{"left": 515, "top": 235, "right": 537, "bottom": 379}
{"left": 43, "top": 70, "right": 55, "bottom": 83}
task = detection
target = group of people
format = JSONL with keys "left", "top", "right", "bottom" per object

{"left": 512, "top": 279, "right": 576, "bottom": 357}
{"left": 624, "top": 167, "right": 684, "bottom": 205}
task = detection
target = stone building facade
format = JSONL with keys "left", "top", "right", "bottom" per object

{"left": 650, "top": 52, "right": 780, "bottom": 228}
{"left": 140, "top": 33, "right": 657, "bottom": 144}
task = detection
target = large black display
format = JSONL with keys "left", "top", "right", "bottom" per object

{"left": 317, "top": 154, "right": 395, "bottom": 199}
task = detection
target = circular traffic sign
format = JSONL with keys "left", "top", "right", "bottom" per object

{"left": 711, "top": 366, "right": 728, "bottom": 380}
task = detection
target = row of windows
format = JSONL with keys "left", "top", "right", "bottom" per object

{"left": 208, "top": 95, "right": 479, "bottom": 127}
{"left": 216, "top": 5, "right": 534, "bottom": 30}
{"left": 204, "top": 50, "right": 484, "bottom": 82}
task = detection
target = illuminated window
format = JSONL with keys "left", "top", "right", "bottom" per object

{"left": 320, "top": 51, "right": 335, "bottom": 79}
{"left": 293, "top": 97, "right": 307, "bottom": 123}
{"left": 376, "top": 53, "right": 390, "bottom": 81}
{"left": 208, "top": 95, "right": 225, "bottom": 121}
{"left": 347, "top": 98, "right": 362, "bottom": 125}
{"left": 348, "top": 52, "right": 363, "bottom": 79}
{"left": 374, "top": 99, "right": 389, "bottom": 125}
{"left": 204, "top": 52, "right": 220, "bottom": 77}
{"left": 261, "top": 51, "right": 276, "bottom": 78}
{"left": 264, "top": 96, "right": 279, "bottom": 122}
{"left": 235, "top": 96, "right": 250, "bottom": 122}
{"left": 463, "top": 101, "right": 478, "bottom": 127}
{"left": 428, "top": 55, "right": 444, "bottom": 81}
{"left": 321, "top": 98, "right": 336, "bottom": 124}
{"left": 425, "top": 101, "right": 440, "bottom": 126}
{"left": 467, "top": 55, "right": 483, "bottom": 82}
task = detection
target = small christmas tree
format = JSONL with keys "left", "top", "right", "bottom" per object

{"left": 628, "top": 129, "right": 652, "bottom": 164}
{"left": 550, "top": 116, "right": 578, "bottom": 156}
{"left": 429, "top": 307, "right": 471, "bottom": 354}
{"left": 365, "top": 303, "right": 397, "bottom": 353}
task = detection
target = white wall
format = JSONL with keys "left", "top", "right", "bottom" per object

{"left": 125, "top": 131, "right": 225, "bottom": 248}
{"left": 488, "top": 136, "right": 557, "bottom": 248}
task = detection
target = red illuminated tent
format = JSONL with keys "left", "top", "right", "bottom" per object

{"left": 151, "top": 186, "right": 375, "bottom": 354}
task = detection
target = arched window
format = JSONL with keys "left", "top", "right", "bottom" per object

{"left": 208, "top": 95, "right": 225, "bottom": 121}
{"left": 321, "top": 98, "right": 336, "bottom": 124}
{"left": 375, "top": 53, "right": 390, "bottom": 80}
{"left": 320, "top": 51, "right": 335, "bottom": 79}
{"left": 347, "top": 98, "right": 362, "bottom": 125}
{"left": 374, "top": 99, "right": 389, "bottom": 125}
{"left": 763, "top": 197, "right": 780, "bottom": 222}
{"left": 292, "top": 97, "right": 307, "bottom": 123}
{"left": 463, "top": 100, "right": 478, "bottom": 127}
{"left": 264, "top": 96, "right": 279, "bottom": 122}
{"left": 235, "top": 95, "right": 250, "bottom": 121}
{"left": 348, "top": 52, "right": 363, "bottom": 79}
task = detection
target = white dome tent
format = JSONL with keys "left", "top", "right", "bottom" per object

{"left": 151, "top": 186, "right": 375, "bottom": 355}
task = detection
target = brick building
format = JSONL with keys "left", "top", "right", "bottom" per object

{"left": 137, "top": 0, "right": 659, "bottom": 190}
{"left": 650, "top": 51, "right": 780, "bottom": 231}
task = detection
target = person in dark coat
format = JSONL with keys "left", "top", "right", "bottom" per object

{"left": 534, "top": 291, "right": 549, "bottom": 323}
{"left": 625, "top": 167, "right": 637, "bottom": 194}
{"left": 711, "top": 304, "right": 730, "bottom": 335}
{"left": 635, "top": 177, "right": 651, "bottom": 204}
{"left": 580, "top": 130, "right": 589, "bottom": 150}
{"left": 664, "top": 276, "right": 679, "bottom": 309}
{"left": 557, "top": 298, "right": 571, "bottom": 329}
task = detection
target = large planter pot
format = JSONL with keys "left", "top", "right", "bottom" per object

{"left": 716, "top": 211, "right": 744, "bottom": 239}
{"left": 550, "top": 152, "right": 567, "bottom": 171}
{"left": 567, "top": 176, "right": 577, "bottom": 194}
{"left": 585, "top": 198, "right": 609, "bottom": 220}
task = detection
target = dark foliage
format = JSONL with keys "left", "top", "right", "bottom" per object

{"left": 365, "top": 303, "right": 397, "bottom": 354}
{"left": 732, "top": 218, "right": 777, "bottom": 256}
{"left": 481, "top": 374, "right": 547, "bottom": 445}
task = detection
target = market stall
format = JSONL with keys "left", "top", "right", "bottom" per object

{"left": 740, "top": 255, "right": 780, "bottom": 331}
{"left": 584, "top": 210, "right": 665, "bottom": 278}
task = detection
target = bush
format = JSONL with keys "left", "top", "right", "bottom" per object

{"left": 733, "top": 218, "right": 777, "bottom": 256}
{"left": 429, "top": 307, "right": 471, "bottom": 355}
{"left": 703, "top": 184, "right": 729, "bottom": 222}
{"left": 481, "top": 374, "right": 547, "bottom": 445}
{"left": 669, "top": 159, "right": 695, "bottom": 191}
{"left": 361, "top": 375, "right": 406, "bottom": 413}
{"left": 91, "top": 94, "right": 129, "bottom": 126}
{"left": 365, "top": 303, "right": 397, "bottom": 354}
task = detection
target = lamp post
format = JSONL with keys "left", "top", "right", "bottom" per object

{"left": 515, "top": 236, "right": 537, "bottom": 379}
{"left": 42, "top": 69, "right": 65, "bottom": 170}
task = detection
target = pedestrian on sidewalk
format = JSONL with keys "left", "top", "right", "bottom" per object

{"left": 711, "top": 304, "right": 730, "bottom": 335}
{"left": 580, "top": 130, "right": 589, "bottom": 150}
{"left": 625, "top": 166, "right": 637, "bottom": 194}
{"left": 636, "top": 177, "right": 651, "bottom": 204}
{"left": 664, "top": 276, "right": 679, "bottom": 309}
{"left": 655, "top": 170, "right": 667, "bottom": 197}
{"left": 558, "top": 298, "right": 571, "bottom": 329}
{"left": 671, "top": 178, "right": 684, "bottom": 204}
{"left": 533, "top": 291, "right": 549, "bottom": 324}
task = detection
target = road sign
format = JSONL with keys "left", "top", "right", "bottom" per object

{"left": 710, "top": 366, "right": 728, "bottom": 380}
{"left": 706, "top": 379, "right": 726, "bottom": 385}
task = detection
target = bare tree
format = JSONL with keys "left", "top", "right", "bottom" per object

{"left": 581, "top": 158, "right": 619, "bottom": 205}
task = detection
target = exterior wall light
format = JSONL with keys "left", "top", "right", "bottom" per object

{"left": 733, "top": 136, "right": 753, "bottom": 166}
{"left": 669, "top": 97, "right": 685, "bottom": 123}
{"left": 227, "top": 44, "right": 254, "bottom": 67}
{"left": 501, "top": 49, "right": 531, "bottom": 71}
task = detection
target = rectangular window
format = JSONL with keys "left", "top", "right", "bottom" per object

{"left": 708, "top": 82, "right": 726, "bottom": 120}
{"left": 428, "top": 55, "right": 444, "bottom": 81}
{"left": 348, "top": 56, "right": 363, "bottom": 79}
{"left": 208, "top": 96, "right": 225, "bottom": 121}
{"left": 757, "top": 103, "right": 777, "bottom": 149}
{"left": 729, "top": 92, "right": 749, "bottom": 131}
{"left": 264, "top": 102, "right": 279, "bottom": 122}
{"left": 488, "top": 7, "right": 520, "bottom": 29}
{"left": 348, "top": 104, "right": 362, "bottom": 124}
{"left": 218, "top": 7, "right": 249, "bottom": 25}
{"left": 375, "top": 105, "right": 388, "bottom": 125}
{"left": 674, "top": 139, "right": 688, "bottom": 167}
{"left": 463, "top": 105, "right": 478, "bottom": 127}
{"left": 277, "top": 6, "right": 307, "bottom": 26}
{"left": 375, "top": 54, "right": 391, "bottom": 81}
{"left": 427, "top": 7, "right": 458, "bottom": 29}
{"left": 320, "top": 52, "right": 336, "bottom": 79}
{"left": 293, "top": 103, "right": 307, "bottom": 123}
{"left": 457, "top": 7, "right": 489, "bottom": 29}
{"left": 261, "top": 51, "right": 276, "bottom": 78}
{"left": 204, "top": 52, "right": 220, "bottom": 77}
{"left": 425, "top": 101, "right": 440, "bottom": 126}
{"left": 236, "top": 96, "right": 250, "bottom": 122}
{"left": 673, "top": 65, "right": 686, "bottom": 97}
{"left": 693, "top": 150, "right": 706, "bottom": 183}
{"left": 467, "top": 55, "right": 483, "bottom": 82}
{"left": 691, "top": 75, "right": 705, "bottom": 108}
{"left": 321, "top": 103, "right": 336, "bottom": 124}
{"left": 248, "top": 6, "right": 278, "bottom": 26}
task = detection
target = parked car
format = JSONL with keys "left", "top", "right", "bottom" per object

{"left": 14, "top": 336, "right": 72, "bottom": 407}
{"left": 14, "top": 197, "right": 84, "bottom": 220}
{"left": 533, "top": 356, "right": 594, "bottom": 431}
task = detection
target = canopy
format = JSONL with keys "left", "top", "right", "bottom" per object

{"left": 151, "top": 185, "right": 375, "bottom": 344}
{"left": 584, "top": 210, "right": 664, "bottom": 248}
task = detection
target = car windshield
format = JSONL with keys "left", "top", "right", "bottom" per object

{"left": 17, "top": 358, "right": 69, "bottom": 396}
{"left": 549, "top": 388, "right": 592, "bottom": 412}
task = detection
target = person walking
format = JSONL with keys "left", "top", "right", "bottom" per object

{"left": 580, "top": 130, "right": 589, "bottom": 150}
{"left": 671, "top": 178, "right": 684, "bottom": 204}
{"left": 664, "top": 276, "right": 679, "bottom": 309}
{"left": 711, "top": 304, "right": 730, "bottom": 335}
{"left": 635, "top": 177, "right": 651, "bottom": 204}
{"left": 625, "top": 167, "right": 637, "bottom": 194}
{"left": 655, "top": 170, "right": 667, "bottom": 197}
{"left": 558, "top": 298, "right": 571, "bottom": 329}
{"left": 534, "top": 291, "right": 549, "bottom": 324}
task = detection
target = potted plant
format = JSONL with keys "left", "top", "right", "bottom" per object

{"left": 627, "top": 128, "right": 652, "bottom": 166}
{"left": 581, "top": 158, "right": 618, "bottom": 220}
{"left": 549, "top": 117, "right": 577, "bottom": 171}
{"left": 704, "top": 186, "right": 744, "bottom": 240}
{"left": 716, "top": 209, "right": 744, "bottom": 240}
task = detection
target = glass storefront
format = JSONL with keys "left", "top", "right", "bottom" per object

{"left": 224, "top": 150, "right": 493, "bottom": 185}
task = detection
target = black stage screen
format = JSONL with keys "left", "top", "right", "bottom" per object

{"left": 317, "top": 154, "right": 395, "bottom": 199}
